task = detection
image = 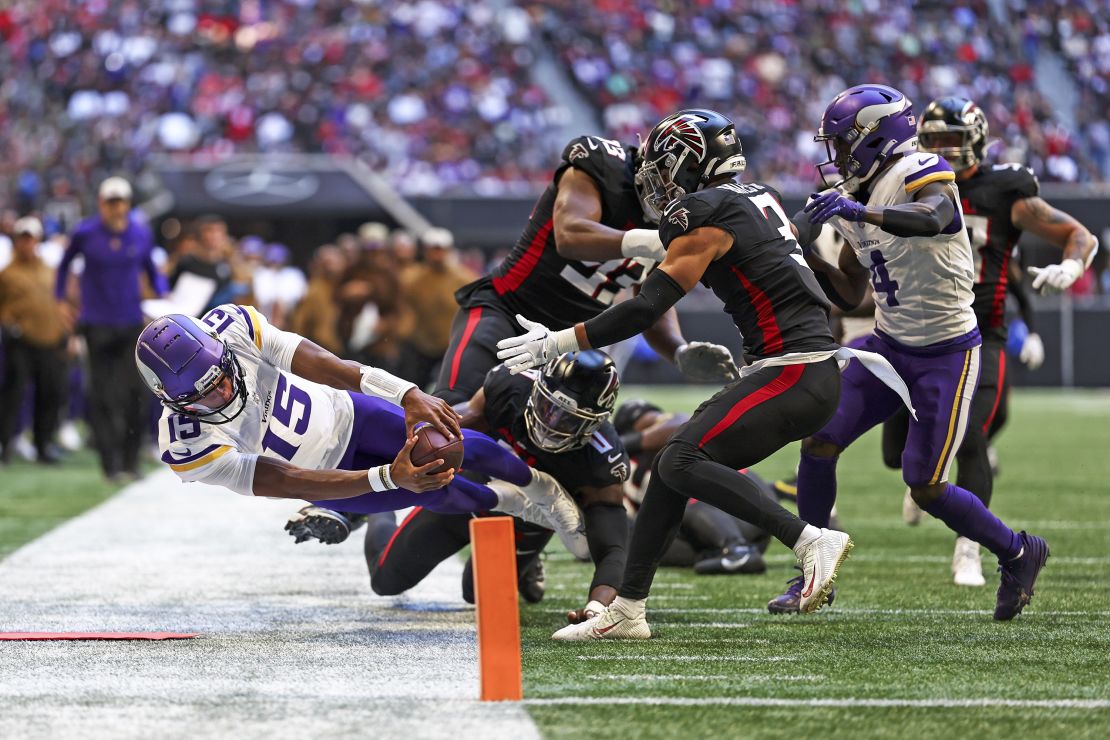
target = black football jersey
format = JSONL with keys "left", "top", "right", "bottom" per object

{"left": 659, "top": 182, "right": 836, "bottom": 360}
{"left": 455, "top": 136, "right": 653, "bottom": 329}
{"left": 958, "top": 163, "right": 1040, "bottom": 339}
{"left": 481, "top": 364, "right": 629, "bottom": 492}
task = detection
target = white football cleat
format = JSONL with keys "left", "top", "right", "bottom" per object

{"left": 520, "top": 468, "right": 590, "bottom": 560}
{"left": 489, "top": 476, "right": 589, "bottom": 560}
{"left": 952, "top": 536, "right": 986, "bottom": 587}
{"left": 796, "top": 528, "right": 853, "bottom": 613}
{"left": 902, "top": 487, "right": 924, "bottom": 526}
{"left": 551, "top": 604, "right": 651, "bottom": 641}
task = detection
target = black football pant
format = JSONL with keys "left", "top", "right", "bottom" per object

{"left": 0, "top": 334, "right": 67, "bottom": 459}
{"left": 364, "top": 508, "right": 552, "bottom": 600}
{"left": 620, "top": 359, "right": 842, "bottom": 600}
{"left": 881, "top": 338, "right": 1008, "bottom": 507}
{"left": 82, "top": 323, "right": 148, "bottom": 477}
{"left": 433, "top": 304, "right": 521, "bottom": 405}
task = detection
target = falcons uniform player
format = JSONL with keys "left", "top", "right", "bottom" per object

{"left": 785, "top": 84, "right": 1060, "bottom": 620}
{"left": 888, "top": 96, "right": 1098, "bottom": 585}
{"left": 435, "top": 134, "right": 736, "bottom": 405}
{"left": 135, "top": 306, "right": 584, "bottom": 542}
{"left": 496, "top": 109, "right": 917, "bottom": 638}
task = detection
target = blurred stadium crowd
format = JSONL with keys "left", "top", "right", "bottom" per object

{"left": 2, "top": 0, "right": 1109, "bottom": 214}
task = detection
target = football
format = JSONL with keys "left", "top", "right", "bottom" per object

{"left": 409, "top": 425, "right": 464, "bottom": 474}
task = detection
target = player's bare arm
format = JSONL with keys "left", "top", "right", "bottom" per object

{"left": 553, "top": 167, "right": 664, "bottom": 262}
{"left": 799, "top": 233, "right": 869, "bottom": 311}
{"left": 290, "top": 337, "right": 461, "bottom": 438}
{"left": 454, "top": 387, "right": 491, "bottom": 434}
{"left": 1012, "top": 196, "right": 1098, "bottom": 294}
{"left": 253, "top": 434, "right": 454, "bottom": 499}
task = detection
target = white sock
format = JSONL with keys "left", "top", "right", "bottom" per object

{"left": 792, "top": 524, "right": 823, "bottom": 559}
{"left": 611, "top": 596, "right": 646, "bottom": 618}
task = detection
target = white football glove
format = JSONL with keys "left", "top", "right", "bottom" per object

{"left": 674, "top": 341, "right": 738, "bottom": 382}
{"left": 496, "top": 314, "right": 579, "bottom": 374}
{"left": 1019, "top": 332, "right": 1045, "bottom": 370}
{"left": 1029, "top": 259, "right": 1083, "bottom": 295}
{"left": 620, "top": 229, "right": 666, "bottom": 262}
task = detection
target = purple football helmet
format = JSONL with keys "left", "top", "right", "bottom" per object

{"left": 135, "top": 314, "right": 247, "bottom": 424}
{"left": 815, "top": 84, "right": 918, "bottom": 192}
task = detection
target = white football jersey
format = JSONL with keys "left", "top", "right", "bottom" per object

{"left": 828, "top": 152, "right": 977, "bottom": 347}
{"left": 157, "top": 304, "right": 355, "bottom": 496}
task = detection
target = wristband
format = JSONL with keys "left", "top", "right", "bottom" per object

{"left": 360, "top": 366, "right": 417, "bottom": 406}
{"left": 367, "top": 464, "right": 397, "bottom": 492}
{"left": 620, "top": 229, "right": 666, "bottom": 262}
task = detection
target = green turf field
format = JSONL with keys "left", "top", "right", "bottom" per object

{"left": 0, "top": 450, "right": 132, "bottom": 560}
{"left": 521, "top": 388, "right": 1110, "bottom": 739}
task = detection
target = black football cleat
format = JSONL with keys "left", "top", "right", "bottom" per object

{"left": 694, "top": 544, "right": 766, "bottom": 575}
{"left": 772, "top": 475, "right": 798, "bottom": 501}
{"left": 519, "top": 557, "right": 546, "bottom": 603}
{"left": 285, "top": 506, "right": 366, "bottom": 545}
{"left": 994, "top": 531, "right": 1049, "bottom": 621}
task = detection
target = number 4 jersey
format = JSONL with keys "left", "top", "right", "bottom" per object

{"left": 826, "top": 152, "right": 979, "bottom": 349}
{"left": 157, "top": 304, "right": 355, "bottom": 495}
{"left": 454, "top": 135, "right": 655, "bottom": 329}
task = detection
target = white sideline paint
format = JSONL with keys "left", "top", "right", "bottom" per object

{"left": 0, "top": 470, "right": 539, "bottom": 740}
{"left": 577, "top": 655, "right": 798, "bottom": 662}
{"left": 525, "top": 697, "right": 1110, "bottom": 709}
{"left": 641, "top": 607, "right": 1110, "bottom": 617}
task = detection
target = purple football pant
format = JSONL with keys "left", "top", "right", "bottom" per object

{"left": 310, "top": 393, "right": 532, "bottom": 515}
{"left": 815, "top": 333, "right": 981, "bottom": 487}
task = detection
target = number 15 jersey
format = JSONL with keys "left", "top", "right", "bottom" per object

{"left": 157, "top": 304, "right": 356, "bottom": 496}
{"left": 826, "top": 152, "right": 978, "bottom": 349}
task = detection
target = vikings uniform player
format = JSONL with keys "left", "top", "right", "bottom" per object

{"left": 888, "top": 97, "right": 1097, "bottom": 585}
{"left": 135, "top": 306, "right": 584, "bottom": 543}
{"left": 784, "top": 84, "right": 1051, "bottom": 620}
{"left": 496, "top": 109, "right": 919, "bottom": 638}
{"left": 434, "top": 134, "right": 736, "bottom": 405}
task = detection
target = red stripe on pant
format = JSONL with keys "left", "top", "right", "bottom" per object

{"left": 377, "top": 507, "right": 424, "bottom": 566}
{"left": 981, "top": 348, "right": 1007, "bottom": 435}
{"left": 698, "top": 364, "right": 805, "bottom": 448}
{"left": 448, "top": 307, "right": 483, "bottom": 389}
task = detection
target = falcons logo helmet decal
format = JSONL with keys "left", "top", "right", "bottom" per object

{"left": 567, "top": 142, "right": 589, "bottom": 161}
{"left": 653, "top": 113, "right": 709, "bottom": 162}
{"left": 667, "top": 206, "right": 691, "bottom": 230}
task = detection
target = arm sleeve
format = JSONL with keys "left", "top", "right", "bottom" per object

{"left": 55, "top": 235, "right": 80, "bottom": 299}
{"left": 582, "top": 268, "right": 686, "bottom": 349}
{"left": 162, "top": 444, "right": 259, "bottom": 496}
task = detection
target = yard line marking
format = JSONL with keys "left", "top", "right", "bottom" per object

{"left": 651, "top": 622, "right": 753, "bottom": 629}
{"left": 588, "top": 674, "right": 819, "bottom": 682}
{"left": 524, "top": 697, "right": 1110, "bottom": 709}
{"left": 576, "top": 655, "right": 799, "bottom": 662}
{"left": 641, "top": 607, "right": 1110, "bottom": 617}
{"left": 660, "top": 638, "right": 767, "bottom": 644}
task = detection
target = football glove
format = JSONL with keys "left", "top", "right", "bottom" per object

{"left": 1019, "top": 332, "right": 1045, "bottom": 370}
{"left": 496, "top": 314, "right": 579, "bottom": 374}
{"left": 674, "top": 341, "right": 738, "bottom": 382}
{"left": 620, "top": 228, "right": 666, "bottom": 262}
{"left": 805, "top": 191, "right": 866, "bottom": 224}
{"left": 1029, "top": 259, "right": 1083, "bottom": 294}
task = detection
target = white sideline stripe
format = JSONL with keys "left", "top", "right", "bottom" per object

{"left": 577, "top": 655, "right": 798, "bottom": 662}
{"left": 641, "top": 607, "right": 1110, "bottom": 617}
{"left": 524, "top": 697, "right": 1110, "bottom": 709}
{"left": 760, "top": 552, "right": 1110, "bottom": 566}
{"left": 0, "top": 470, "right": 539, "bottom": 740}
{"left": 589, "top": 674, "right": 819, "bottom": 682}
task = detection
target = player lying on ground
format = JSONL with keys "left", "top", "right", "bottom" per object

{"left": 783, "top": 84, "right": 1063, "bottom": 620}
{"left": 435, "top": 130, "right": 735, "bottom": 407}
{"left": 497, "top": 109, "right": 916, "bottom": 639}
{"left": 135, "top": 306, "right": 584, "bottom": 543}
{"left": 289, "top": 351, "right": 633, "bottom": 623}
{"left": 615, "top": 399, "right": 770, "bottom": 575}
{"left": 879, "top": 95, "right": 1096, "bottom": 587}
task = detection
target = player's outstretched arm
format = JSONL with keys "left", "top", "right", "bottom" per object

{"left": 643, "top": 305, "right": 738, "bottom": 382}
{"left": 454, "top": 387, "right": 491, "bottom": 434}
{"left": 553, "top": 167, "right": 665, "bottom": 262}
{"left": 495, "top": 228, "right": 727, "bottom": 373}
{"left": 253, "top": 435, "right": 454, "bottom": 499}
{"left": 801, "top": 239, "right": 869, "bottom": 311}
{"left": 1012, "top": 196, "right": 1098, "bottom": 294}
{"left": 565, "top": 482, "right": 627, "bottom": 624}
{"left": 804, "top": 181, "right": 956, "bottom": 238}
{"left": 290, "top": 338, "right": 460, "bottom": 438}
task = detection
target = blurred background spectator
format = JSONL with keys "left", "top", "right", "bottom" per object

{"left": 169, "top": 215, "right": 234, "bottom": 316}
{"left": 0, "top": 217, "right": 67, "bottom": 465}
{"left": 289, "top": 244, "right": 346, "bottom": 354}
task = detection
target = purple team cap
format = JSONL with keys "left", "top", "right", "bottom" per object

{"left": 240, "top": 235, "right": 265, "bottom": 258}
{"left": 265, "top": 243, "right": 290, "bottom": 265}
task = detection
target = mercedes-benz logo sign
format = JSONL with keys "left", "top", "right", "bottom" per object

{"left": 204, "top": 164, "right": 320, "bottom": 206}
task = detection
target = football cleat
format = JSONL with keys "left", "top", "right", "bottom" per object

{"left": 994, "top": 531, "right": 1049, "bottom": 621}
{"left": 519, "top": 558, "right": 546, "bottom": 604}
{"left": 952, "top": 536, "right": 986, "bottom": 587}
{"left": 902, "top": 487, "right": 924, "bottom": 526}
{"left": 694, "top": 544, "right": 766, "bottom": 575}
{"left": 767, "top": 567, "right": 837, "bottom": 614}
{"left": 795, "top": 528, "right": 853, "bottom": 613}
{"left": 284, "top": 506, "right": 366, "bottom": 545}
{"left": 489, "top": 477, "right": 589, "bottom": 560}
{"left": 772, "top": 475, "right": 798, "bottom": 501}
{"left": 551, "top": 603, "right": 651, "bottom": 641}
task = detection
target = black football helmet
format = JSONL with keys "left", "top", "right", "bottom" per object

{"left": 635, "top": 109, "right": 747, "bottom": 223}
{"left": 918, "top": 97, "right": 989, "bottom": 171}
{"left": 612, "top": 399, "right": 663, "bottom": 436}
{"left": 525, "top": 350, "right": 620, "bottom": 453}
